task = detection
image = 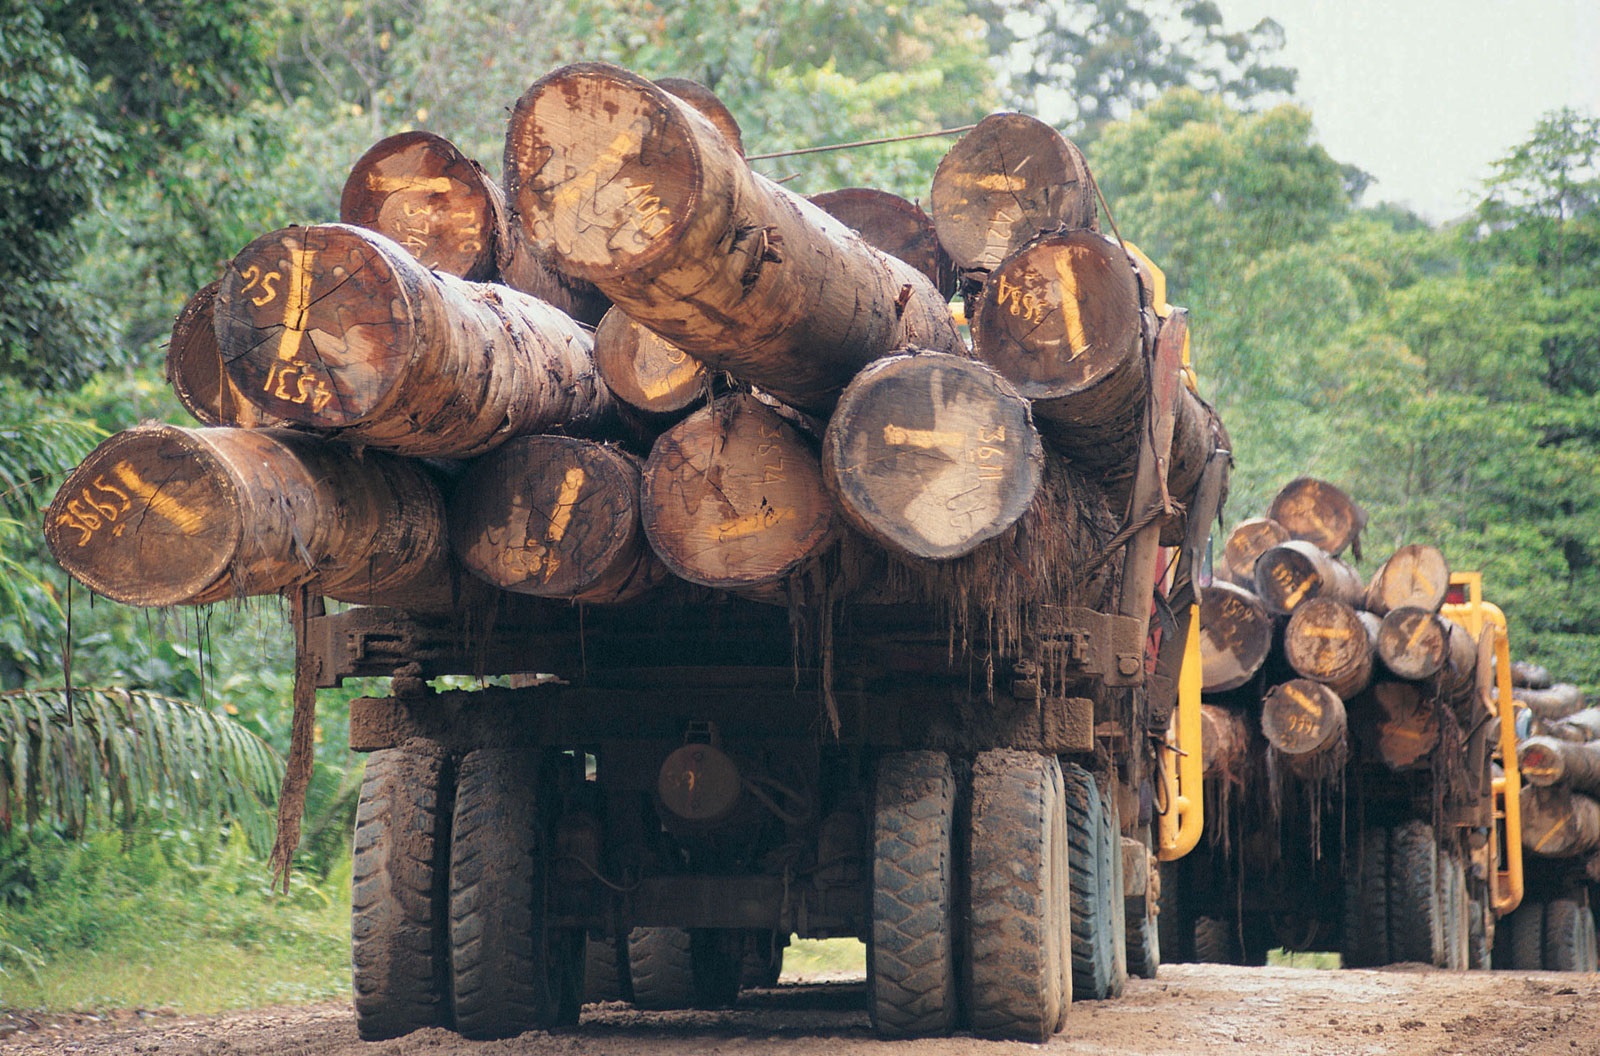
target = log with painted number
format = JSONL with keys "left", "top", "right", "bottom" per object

{"left": 503, "top": 62, "right": 963, "bottom": 413}
{"left": 166, "top": 280, "right": 286, "bottom": 429}
{"left": 213, "top": 223, "right": 614, "bottom": 458}
{"left": 44, "top": 424, "right": 457, "bottom": 611}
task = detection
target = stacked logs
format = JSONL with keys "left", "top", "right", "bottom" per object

{"left": 1200, "top": 477, "right": 1484, "bottom": 783}
{"left": 1512, "top": 665, "right": 1600, "bottom": 863}
{"left": 48, "top": 64, "right": 1229, "bottom": 676}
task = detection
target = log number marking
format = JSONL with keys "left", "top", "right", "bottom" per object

{"left": 252, "top": 247, "right": 335, "bottom": 413}
{"left": 55, "top": 462, "right": 201, "bottom": 547}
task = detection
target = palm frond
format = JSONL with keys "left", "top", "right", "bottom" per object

{"left": 0, "top": 687, "right": 283, "bottom": 850}
{"left": 0, "top": 415, "right": 105, "bottom": 514}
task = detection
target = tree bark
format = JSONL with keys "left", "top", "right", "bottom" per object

{"left": 642, "top": 394, "right": 834, "bottom": 589}
{"left": 1160, "top": 381, "right": 1230, "bottom": 545}
{"left": 340, "top": 129, "right": 609, "bottom": 323}
{"left": 655, "top": 77, "right": 745, "bottom": 155}
{"left": 1375, "top": 607, "right": 1473, "bottom": 683}
{"left": 504, "top": 63, "right": 962, "bottom": 413}
{"left": 810, "top": 187, "right": 956, "bottom": 297}
{"left": 1534, "top": 707, "right": 1600, "bottom": 742}
{"left": 1198, "top": 580, "right": 1273, "bottom": 693}
{"left": 1201, "top": 704, "right": 1250, "bottom": 780}
{"left": 1516, "top": 736, "right": 1600, "bottom": 796}
{"left": 1222, "top": 517, "right": 1290, "bottom": 588}
{"left": 1521, "top": 784, "right": 1600, "bottom": 858}
{"left": 1373, "top": 681, "right": 1440, "bottom": 770}
{"left": 970, "top": 231, "right": 1145, "bottom": 454}
{"left": 1267, "top": 477, "right": 1367, "bottom": 558}
{"left": 449, "top": 435, "right": 665, "bottom": 603}
{"left": 1261, "top": 678, "right": 1349, "bottom": 770}
{"left": 166, "top": 280, "right": 284, "bottom": 428}
{"left": 929, "top": 112, "right": 1097, "bottom": 274}
{"left": 821, "top": 351, "right": 1043, "bottom": 560}
{"left": 1283, "top": 598, "right": 1378, "bottom": 700}
{"left": 215, "top": 223, "right": 613, "bottom": 458}
{"left": 1512, "top": 660, "right": 1553, "bottom": 689}
{"left": 1252, "top": 540, "right": 1364, "bottom": 616}
{"left": 45, "top": 424, "right": 455, "bottom": 611}
{"left": 592, "top": 307, "right": 710, "bottom": 418}
{"left": 1363, "top": 544, "right": 1450, "bottom": 615}
{"left": 1515, "top": 683, "right": 1588, "bottom": 721}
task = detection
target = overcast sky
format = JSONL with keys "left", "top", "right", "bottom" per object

{"left": 1209, "top": 0, "right": 1600, "bottom": 221}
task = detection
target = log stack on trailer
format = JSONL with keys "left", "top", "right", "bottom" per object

{"left": 48, "top": 64, "right": 1234, "bottom": 1042}
{"left": 1166, "top": 478, "right": 1525, "bottom": 971}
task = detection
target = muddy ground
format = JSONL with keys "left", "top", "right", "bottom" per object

{"left": 5, "top": 963, "right": 1599, "bottom": 1056}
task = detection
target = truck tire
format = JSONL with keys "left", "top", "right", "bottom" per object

{"left": 868, "top": 750, "right": 957, "bottom": 1037}
{"left": 449, "top": 748, "right": 568, "bottom": 1039}
{"left": 1102, "top": 793, "right": 1128, "bottom": 996}
{"left": 1467, "top": 897, "right": 1492, "bottom": 970}
{"left": 1508, "top": 900, "right": 1545, "bottom": 970}
{"left": 352, "top": 746, "right": 452, "bottom": 1040}
{"left": 1438, "top": 847, "right": 1468, "bottom": 970}
{"left": 1543, "top": 899, "right": 1591, "bottom": 972}
{"left": 1341, "top": 825, "right": 1389, "bottom": 968}
{"left": 1062, "top": 763, "right": 1118, "bottom": 996}
{"left": 1125, "top": 879, "right": 1161, "bottom": 979}
{"left": 1157, "top": 860, "right": 1192, "bottom": 964}
{"left": 627, "top": 927, "right": 738, "bottom": 1009}
{"left": 1192, "top": 916, "right": 1239, "bottom": 964}
{"left": 968, "top": 750, "right": 1067, "bottom": 1042}
{"left": 1388, "top": 820, "right": 1444, "bottom": 966}
{"left": 584, "top": 933, "right": 631, "bottom": 1004}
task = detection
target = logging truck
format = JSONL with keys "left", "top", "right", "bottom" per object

{"left": 47, "top": 64, "right": 1233, "bottom": 1041}
{"left": 1169, "top": 545, "right": 1527, "bottom": 968}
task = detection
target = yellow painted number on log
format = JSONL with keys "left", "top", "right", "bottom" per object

{"left": 55, "top": 473, "right": 134, "bottom": 546}
{"left": 1049, "top": 250, "right": 1090, "bottom": 356}
{"left": 257, "top": 246, "right": 334, "bottom": 412}
{"left": 237, "top": 265, "right": 280, "bottom": 307}
{"left": 995, "top": 273, "right": 1047, "bottom": 325}
{"left": 714, "top": 505, "right": 793, "bottom": 542}
{"left": 539, "top": 467, "right": 586, "bottom": 582}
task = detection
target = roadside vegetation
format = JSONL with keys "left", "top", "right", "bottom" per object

{"left": 1, "top": 0, "right": 1594, "bottom": 1015}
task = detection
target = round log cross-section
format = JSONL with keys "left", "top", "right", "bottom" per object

{"left": 655, "top": 77, "right": 745, "bottom": 155}
{"left": 593, "top": 307, "right": 709, "bottom": 418}
{"left": 821, "top": 351, "right": 1043, "bottom": 561}
{"left": 1222, "top": 518, "right": 1290, "bottom": 588}
{"left": 929, "top": 112, "right": 1097, "bottom": 274}
{"left": 1283, "top": 598, "right": 1377, "bottom": 700}
{"left": 1363, "top": 544, "right": 1450, "bottom": 615}
{"left": 450, "top": 436, "right": 663, "bottom": 604}
{"left": 811, "top": 187, "right": 956, "bottom": 297}
{"left": 1521, "top": 785, "right": 1600, "bottom": 859}
{"left": 166, "top": 281, "right": 284, "bottom": 428}
{"left": 1377, "top": 608, "right": 1474, "bottom": 683}
{"left": 970, "top": 231, "right": 1144, "bottom": 437}
{"left": 504, "top": 63, "right": 962, "bottom": 413}
{"left": 45, "top": 424, "right": 453, "bottom": 611}
{"left": 1374, "top": 682, "right": 1440, "bottom": 771}
{"left": 215, "top": 223, "right": 612, "bottom": 457}
{"left": 1252, "top": 540, "right": 1365, "bottom": 616}
{"left": 1198, "top": 580, "right": 1274, "bottom": 693}
{"left": 1261, "top": 679, "right": 1348, "bottom": 764}
{"left": 1200, "top": 704, "right": 1250, "bottom": 780}
{"left": 642, "top": 394, "right": 834, "bottom": 589}
{"left": 1267, "top": 477, "right": 1368, "bottom": 558}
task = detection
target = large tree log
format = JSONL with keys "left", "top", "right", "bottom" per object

{"left": 214, "top": 223, "right": 613, "bottom": 458}
{"left": 1283, "top": 598, "right": 1379, "bottom": 700}
{"left": 1376, "top": 608, "right": 1474, "bottom": 683}
{"left": 1201, "top": 704, "right": 1250, "bottom": 780}
{"left": 449, "top": 436, "right": 664, "bottom": 603}
{"left": 1518, "top": 736, "right": 1600, "bottom": 797}
{"left": 1198, "top": 580, "right": 1273, "bottom": 693}
{"left": 1512, "top": 660, "right": 1553, "bottom": 689}
{"left": 655, "top": 77, "right": 745, "bottom": 154}
{"left": 821, "top": 351, "right": 1042, "bottom": 560}
{"left": 642, "top": 394, "right": 834, "bottom": 589}
{"left": 45, "top": 424, "right": 454, "bottom": 610}
{"left": 969, "top": 231, "right": 1144, "bottom": 453}
{"left": 1363, "top": 544, "right": 1450, "bottom": 615}
{"left": 504, "top": 63, "right": 962, "bottom": 413}
{"left": 166, "top": 281, "right": 284, "bottom": 428}
{"left": 1261, "top": 679, "right": 1349, "bottom": 774}
{"left": 1267, "top": 477, "right": 1367, "bottom": 558}
{"left": 929, "top": 112, "right": 1096, "bottom": 274}
{"left": 1521, "top": 784, "right": 1600, "bottom": 858}
{"left": 1373, "top": 681, "right": 1440, "bottom": 770}
{"left": 592, "top": 307, "right": 709, "bottom": 419}
{"left": 339, "top": 130, "right": 608, "bottom": 323}
{"left": 1160, "top": 381, "right": 1230, "bottom": 545}
{"left": 811, "top": 187, "right": 956, "bottom": 297}
{"left": 1222, "top": 517, "right": 1290, "bottom": 588}
{"left": 1252, "top": 540, "right": 1364, "bottom": 616}
{"left": 1534, "top": 707, "right": 1600, "bottom": 743}
{"left": 1515, "top": 683, "right": 1588, "bottom": 721}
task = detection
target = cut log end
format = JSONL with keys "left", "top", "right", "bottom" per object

{"left": 167, "top": 281, "right": 283, "bottom": 428}
{"left": 1267, "top": 477, "right": 1368, "bottom": 558}
{"left": 1377, "top": 607, "right": 1451, "bottom": 681}
{"left": 507, "top": 64, "right": 699, "bottom": 277}
{"left": 45, "top": 425, "right": 241, "bottom": 606}
{"left": 1284, "top": 598, "right": 1375, "bottom": 700}
{"left": 930, "top": 112, "right": 1097, "bottom": 273}
{"left": 339, "top": 130, "right": 497, "bottom": 281}
{"left": 810, "top": 187, "right": 956, "bottom": 298}
{"left": 1253, "top": 540, "right": 1363, "bottom": 616}
{"left": 1374, "top": 681, "right": 1439, "bottom": 770}
{"left": 1364, "top": 543, "right": 1450, "bottom": 615}
{"left": 1518, "top": 737, "right": 1567, "bottom": 787}
{"left": 1222, "top": 517, "right": 1290, "bottom": 585}
{"left": 593, "top": 308, "right": 708, "bottom": 415}
{"left": 656, "top": 76, "right": 745, "bottom": 155}
{"left": 216, "top": 223, "right": 414, "bottom": 428}
{"left": 971, "top": 231, "right": 1143, "bottom": 409}
{"left": 822, "top": 351, "right": 1042, "bottom": 560}
{"left": 1198, "top": 580, "right": 1273, "bottom": 693}
{"left": 1261, "top": 679, "right": 1347, "bottom": 758}
{"left": 643, "top": 395, "right": 833, "bottom": 588}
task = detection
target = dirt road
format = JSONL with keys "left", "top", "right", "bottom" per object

{"left": 4, "top": 964, "right": 1598, "bottom": 1056}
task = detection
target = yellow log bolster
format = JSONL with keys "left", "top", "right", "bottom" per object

{"left": 1159, "top": 603, "right": 1205, "bottom": 861}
